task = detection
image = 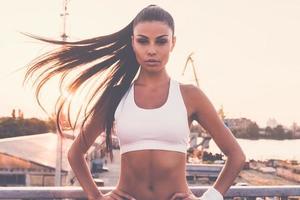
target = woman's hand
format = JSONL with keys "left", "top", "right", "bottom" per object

{"left": 170, "top": 187, "right": 224, "bottom": 200}
{"left": 170, "top": 192, "right": 200, "bottom": 200}
{"left": 95, "top": 188, "right": 136, "bottom": 200}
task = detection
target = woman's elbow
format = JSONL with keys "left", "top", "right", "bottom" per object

{"left": 67, "top": 146, "right": 83, "bottom": 163}
{"left": 235, "top": 149, "right": 246, "bottom": 169}
{"left": 227, "top": 148, "right": 246, "bottom": 167}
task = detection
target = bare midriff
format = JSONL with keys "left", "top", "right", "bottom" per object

{"left": 115, "top": 149, "right": 190, "bottom": 200}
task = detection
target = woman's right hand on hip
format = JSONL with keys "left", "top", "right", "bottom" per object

{"left": 95, "top": 188, "right": 136, "bottom": 200}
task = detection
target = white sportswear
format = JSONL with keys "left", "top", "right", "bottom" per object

{"left": 114, "top": 79, "right": 190, "bottom": 155}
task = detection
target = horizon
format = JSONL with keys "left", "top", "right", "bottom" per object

{"left": 0, "top": 113, "right": 292, "bottom": 129}
{"left": 1, "top": 1, "right": 300, "bottom": 128}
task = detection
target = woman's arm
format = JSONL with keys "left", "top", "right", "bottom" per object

{"left": 67, "top": 114, "right": 104, "bottom": 200}
{"left": 188, "top": 85, "right": 246, "bottom": 196}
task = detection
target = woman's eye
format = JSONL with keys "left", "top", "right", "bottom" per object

{"left": 156, "top": 39, "right": 168, "bottom": 45}
{"left": 137, "top": 39, "right": 148, "bottom": 44}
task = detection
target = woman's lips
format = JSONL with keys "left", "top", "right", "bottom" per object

{"left": 144, "top": 59, "right": 160, "bottom": 66}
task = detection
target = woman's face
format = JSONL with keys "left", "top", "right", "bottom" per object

{"left": 132, "top": 21, "right": 176, "bottom": 73}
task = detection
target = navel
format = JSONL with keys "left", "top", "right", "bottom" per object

{"left": 148, "top": 184, "right": 154, "bottom": 191}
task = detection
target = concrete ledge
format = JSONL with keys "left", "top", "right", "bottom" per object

{"left": 0, "top": 185, "right": 300, "bottom": 199}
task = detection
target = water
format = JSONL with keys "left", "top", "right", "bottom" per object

{"left": 198, "top": 138, "right": 300, "bottom": 161}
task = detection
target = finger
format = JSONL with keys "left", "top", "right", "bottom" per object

{"left": 110, "top": 192, "right": 123, "bottom": 200}
{"left": 112, "top": 189, "right": 132, "bottom": 200}
{"left": 182, "top": 196, "right": 199, "bottom": 200}
{"left": 182, "top": 196, "right": 197, "bottom": 200}
{"left": 170, "top": 192, "right": 190, "bottom": 200}
{"left": 106, "top": 195, "right": 117, "bottom": 200}
{"left": 113, "top": 189, "right": 135, "bottom": 200}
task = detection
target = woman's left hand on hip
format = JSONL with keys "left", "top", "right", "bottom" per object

{"left": 170, "top": 192, "right": 200, "bottom": 200}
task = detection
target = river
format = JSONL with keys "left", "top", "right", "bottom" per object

{"left": 198, "top": 138, "right": 300, "bottom": 161}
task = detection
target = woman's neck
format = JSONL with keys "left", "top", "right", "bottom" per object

{"left": 135, "top": 69, "right": 170, "bottom": 86}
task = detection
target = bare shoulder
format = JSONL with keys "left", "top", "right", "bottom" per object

{"left": 178, "top": 82, "right": 195, "bottom": 92}
{"left": 178, "top": 82, "right": 217, "bottom": 120}
{"left": 178, "top": 82, "right": 208, "bottom": 118}
{"left": 179, "top": 82, "right": 206, "bottom": 104}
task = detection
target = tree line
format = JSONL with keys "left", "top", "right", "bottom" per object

{"left": 0, "top": 117, "right": 56, "bottom": 139}
{"left": 231, "top": 122, "right": 295, "bottom": 140}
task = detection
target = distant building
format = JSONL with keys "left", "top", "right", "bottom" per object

{"left": 291, "top": 122, "right": 300, "bottom": 138}
{"left": 224, "top": 118, "right": 253, "bottom": 130}
{"left": 0, "top": 133, "right": 71, "bottom": 186}
{"left": 266, "top": 118, "right": 278, "bottom": 128}
{"left": 0, "top": 132, "right": 111, "bottom": 187}
{"left": 258, "top": 129, "right": 267, "bottom": 136}
{"left": 222, "top": 118, "right": 254, "bottom": 138}
{"left": 294, "top": 130, "right": 300, "bottom": 138}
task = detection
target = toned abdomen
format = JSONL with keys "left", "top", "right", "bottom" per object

{"left": 116, "top": 150, "right": 190, "bottom": 200}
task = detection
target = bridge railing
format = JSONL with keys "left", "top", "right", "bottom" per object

{"left": 0, "top": 185, "right": 300, "bottom": 199}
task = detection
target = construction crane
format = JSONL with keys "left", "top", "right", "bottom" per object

{"left": 181, "top": 52, "right": 200, "bottom": 87}
{"left": 182, "top": 52, "right": 214, "bottom": 160}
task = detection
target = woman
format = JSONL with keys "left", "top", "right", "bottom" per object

{"left": 24, "top": 5, "right": 245, "bottom": 200}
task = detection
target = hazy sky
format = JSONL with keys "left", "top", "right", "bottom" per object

{"left": 1, "top": 0, "right": 300, "bottom": 127}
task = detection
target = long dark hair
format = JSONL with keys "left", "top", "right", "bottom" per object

{"left": 23, "top": 5, "right": 174, "bottom": 161}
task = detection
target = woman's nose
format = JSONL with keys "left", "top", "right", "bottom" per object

{"left": 146, "top": 46, "right": 157, "bottom": 56}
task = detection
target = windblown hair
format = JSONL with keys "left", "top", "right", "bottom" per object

{"left": 23, "top": 5, "right": 174, "bottom": 161}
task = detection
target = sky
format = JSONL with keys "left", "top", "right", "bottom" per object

{"left": 0, "top": 0, "right": 300, "bottom": 128}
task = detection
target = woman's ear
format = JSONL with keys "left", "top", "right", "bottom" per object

{"left": 171, "top": 36, "right": 176, "bottom": 51}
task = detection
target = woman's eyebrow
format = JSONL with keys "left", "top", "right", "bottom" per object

{"left": 136, "top": 34, "right": 169, "bottom": 39}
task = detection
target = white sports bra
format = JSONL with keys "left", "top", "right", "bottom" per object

{"left": 114, "top": 79, "right": 190, "bottom": 155}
